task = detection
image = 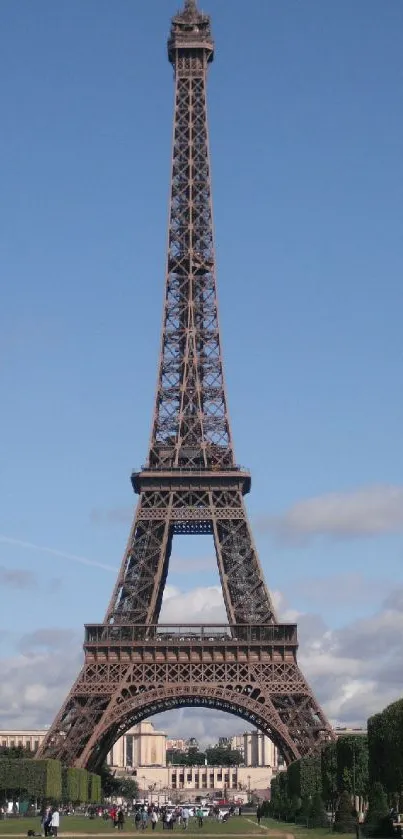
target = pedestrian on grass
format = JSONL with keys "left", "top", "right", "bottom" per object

{"left": 51, "top": 807, "right": 60, "bottom": 838}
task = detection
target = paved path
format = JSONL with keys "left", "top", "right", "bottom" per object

{"left": 245, "top": 819, "right": 294, "bottom": 839}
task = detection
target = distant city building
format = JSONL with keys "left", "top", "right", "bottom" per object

{"left": 128, "top": 764, "right": 275, "bottom": 802}
{"left": 166, "top": 738, "right": 186, "bottom": 752}
{"left": 230, "top": 730, "right": 283, "bottom": 768}
{"left": 334, "top": 727, "right": 367, "bottom": 738}
{"left": 0, "top": 730, "right": 48, "bottom": 751}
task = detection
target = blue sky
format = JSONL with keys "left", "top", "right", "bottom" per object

{"left": 1, "top": 0, "right": 403, "bottom": 734}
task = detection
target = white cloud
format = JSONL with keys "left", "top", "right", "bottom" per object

{"left": 160, "top": 585, "right": 227, "bottom": 623}
{"left": 258, "top": 484, "right": 403, "bottom": 542}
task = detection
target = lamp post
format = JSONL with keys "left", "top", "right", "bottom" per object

{"left": 248, "top": 775, "right": 251, "bottom": 803}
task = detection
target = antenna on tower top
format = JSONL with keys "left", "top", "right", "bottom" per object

{"left": 184, "top": 0, "right": 198, "bottom": 14}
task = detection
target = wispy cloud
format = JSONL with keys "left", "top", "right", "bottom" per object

{"left": 0, "top": 535, "right": 117, "bottom": 573}
{"left": 0, "top": 565, "right": 37, "bottom": 590}
{"left": 257, "top": 485, "right": 403, "bottom": 544}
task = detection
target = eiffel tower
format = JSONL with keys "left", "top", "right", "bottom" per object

{"left": 36, "top": 0, "right": 333, "bottom": 771}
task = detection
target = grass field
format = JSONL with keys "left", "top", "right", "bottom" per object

{"left": 261, "top": 818, "right": 352, "bottom": 839}
{"left": 0, "top": 815, "right": 266, "bottom": 837}
{"left": 0, "top": 815, "right": 354, "bottom": 839}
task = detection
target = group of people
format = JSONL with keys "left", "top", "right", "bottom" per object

{"left": 40, "top": 806, "right": 60, "bottom": 837}
{"left": 109, "top": 807, "right": 126, "bottom": 831}
{"left": 130, "top": 805, "right": 205, "bottom": 831}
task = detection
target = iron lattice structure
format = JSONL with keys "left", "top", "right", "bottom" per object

{"left": 36, "top": 0, "right": 333, "bottom": 771}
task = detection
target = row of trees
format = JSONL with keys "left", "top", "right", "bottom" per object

{"left": 0, "top": 758, "right": 102, "bottom": 805}
{"left": 268, "top": 699, "right": 403, "bottom": 836}
{"left": 166, "top": 745, "right": 244, "bottom": 767}
{"left": 269, "top": 735, "right": 369, "bottom": 826}
{"left": 368, "top": 699, "right": 403, "bottom": 802}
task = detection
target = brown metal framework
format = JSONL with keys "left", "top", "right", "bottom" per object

{"left": 36, "top": 0, "right": 334, "bottom": 771}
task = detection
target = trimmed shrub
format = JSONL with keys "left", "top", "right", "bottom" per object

{"left": 0, "top": 759, "right": 61, "bottom": 799}
{"left": 287, "top": 760, "right": 301, "bottom": 799}
{"left": 309, "top": 792, "right": 328, "bottom": 828}
{"left": 62, "top": 767, "right": 90, "bottom": 804}
{"left": 368, "top": 700, "right": 403, "bottom": 797}
{"left": 364, "top": 782, "right": 390, "bottom": 838}
{"left": 337, "top": 735, "right": 369, "bottom": 798}
{"left": 300, "top": 753, "right": 322, "bottom": 798}
{"left": 321, "top": 741, "right": 337, "bottom": 812}
{"left": 77, "top": 769, "right": 88, "bottom": 804}
{"left": 88, "top": 773, "right": 101, "bottom": 804}
{"left": 334, "top": 789, "right": 356, "bottom": 834}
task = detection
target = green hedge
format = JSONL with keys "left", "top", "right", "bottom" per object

{"left": 283, "top": 753, "right": 322, "bottom": 800}
{"left": 88, "top": 772, "right": 101, "bottom": 804}
{"left": 321, "top": 741, "right": 337, "bottom": 809}
{"left": 300, "top": 753, "right": 322, "bottom": 798}
{"left": 368, "top": 699, "right": 403, "bottom": 797}
{"left": 336, "top": 735, "right": 368, "bottom": 797}
{"left": 62, "top": 767, "right": 93, "bottom": 803}
{"left": 0, "top": 759, "right": 61, "bottom": 799}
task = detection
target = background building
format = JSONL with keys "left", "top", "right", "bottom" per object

{"left": 0, "top": 730, "right": 48, "bottom": 751}
{"left": 0, "top": 722, "right": 283, "bottom": 791}
{"left": 166, "top": 738, "right": 186, "bottom": 752}
{"left": 230, "top": 730, "right": 284, "bottom": 768}
{"left": 125, "top": 764, "right": 275, "bottom": 803}
{"left": 108, "top": 721, "right": 166, "bottom": 769}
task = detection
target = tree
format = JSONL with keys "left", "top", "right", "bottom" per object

{"left": 119, "top": 778, "right": 139, "bottom": 802}
{"left": 337, "top": 735, "right": 369, "bottom": 799}
{"left": 205, "top": 746, "right": 243, "bottom": 766}
{"left": 298, "top": 796, "right": 311, "bottom": 826}
{"left": 99, "top": 763, "right": 122, "bottom": 798}
{"left": 0, "top": 746, "right": 35, "bottom": 760}
{"left": 309, "top": 792, "right": 328, "bottom": 828}
{"left": 186, "top": 747, "right": 206, "bottom": 766}
{"left": 321, "top": 742, "right": 337, "bottom": 813}
{"left": 334, "top": 790, "right": 356, "bottom": 834}
{"left": 368, "top": 701, "right": 403, "bottom": 798}
{"left": 364, "top": 783, "right": 389, "bottom": 838}
{"left": 166, "top": 750, "right": 187, "bottom": 766}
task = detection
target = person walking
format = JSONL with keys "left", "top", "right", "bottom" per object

{"left": 117, "top": 810, "right": 125, "bottom": 832}
{"left": 182, "top": 808, "right": 189, "bottom": 830}
{"left": 256, "top": 806, "right": 262, "bottom": 826}
{"left": 151, "top": 811, "right": 158, "bottom": 832}
{"left": 51, "top": 807, "right": 60, "bottom": 838}
{"left": 196, "top": 807, "right": 203, "bottom": 828}
{"left": 141, "top": 808, "right": 148, "bottom": 830}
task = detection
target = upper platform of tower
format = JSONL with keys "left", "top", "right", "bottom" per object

{"left": 168, "top": 0, "right": 214, "bottom": 65}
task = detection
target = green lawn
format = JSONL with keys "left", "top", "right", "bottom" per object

{"left": 261, "top": 817, "right": 353, "bottom": 839}
{"left": 0, "top": 815, "right": 268, "bottom": 837}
